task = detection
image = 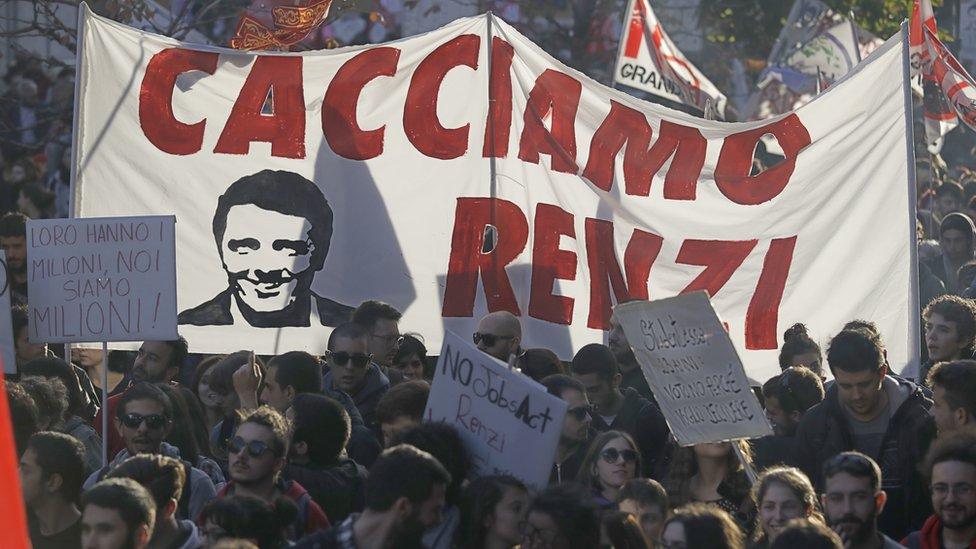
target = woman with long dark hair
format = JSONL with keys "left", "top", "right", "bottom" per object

{"left": 664, "top": 440, "right": 756, "bottom": 531}
{"left": 458, "top": 475, "right": 529, "bottom": 549}
{"left": 661, "top": 503, "right": 745, "bottom": 549}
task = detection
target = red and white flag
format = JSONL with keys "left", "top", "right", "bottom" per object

{"left": 924, "top": 26, "right": 976, "bottom": 131}
{"left": 909, "top": 0, "right": 937, "bottom": 77}
{"left": 911, "top": 0, "right": 958, "bottom": 153}
{"left": 613, "top": 0, "right": 726, "bottom": 118}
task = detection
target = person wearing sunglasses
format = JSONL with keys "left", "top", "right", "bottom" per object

{"left": 577, "top": 431, "right": 643, "bottom": 510}
{"left": 570, "top": 344, "right": 670, "bottom": 477}
{"left": 216, "top": 406, "right": 330, "bottom": 542}
{"left": 322, "top": 322, "right": 392, "bottom": 430}
{"left": 474, "top": 311, "right": 522, "bottom": 363}
{"left": 542, "top": 375, "right": 596, "bottom": 484}
{"left": 83, "top": 382, "right": 218, "bottom": 522}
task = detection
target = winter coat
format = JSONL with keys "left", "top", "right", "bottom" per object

{"left": 791, "top": 376, "right": 936, "bottom": 540}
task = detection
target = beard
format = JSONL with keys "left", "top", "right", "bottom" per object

{"left": 611, "top": 345, "right": 636, "bottom": 367}
{"left": 940, "top": 504, "right": 976, "bottom": 530}
{"left": 390, "top": 512, "right": 427, "bottom": 549}
{"left": 828, "top": 514, "right": 873, "bottom": 545}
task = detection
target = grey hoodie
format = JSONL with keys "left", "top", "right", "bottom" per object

{"left": 83, "top": 441, "right": 218, "bottom": 520}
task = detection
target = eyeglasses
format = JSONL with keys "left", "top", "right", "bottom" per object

{"left": 329, "top": 351, "right": 371, "bottom": 369}
{"left": 567, "top": 404, "right": 594, "bottom": 421}
{"left": 120, "top": 413, "right": 169, "bottom": 430}
{"left": 228, "top": 436, "right": 273, "bottom": 458}
{"left": 601, "top": 447, "right": 639, "bottom": 464}
{"left": 473, "top": 332, "right": 514, "bottom": 347}
{"left": 520, "top": 521, "right": 561, "bottom": 547}
{"left": 930, "top": 482, "right": 975, "bottom": 498}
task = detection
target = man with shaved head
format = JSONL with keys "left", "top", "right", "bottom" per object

{"left": 474, "top": 311, "right": 522, "bottom": 362}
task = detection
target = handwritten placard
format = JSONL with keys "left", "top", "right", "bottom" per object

{"left": 613, "top": 292, "right": 772, "bottom": 445}
{"left": 0, "top": 252, "right": 16, "bottom": 374}
{"left": 424, "top": 331, "right": 567, "bottom": 488}
{"left": 27, "top": 216, "right": 178, "bottom": 343}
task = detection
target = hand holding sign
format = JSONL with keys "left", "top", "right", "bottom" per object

{"left": 612, "top": 292, "right": 772, "bottom": 446}
{"left": 424, "top": 331, "right": 568, "bottom": 489}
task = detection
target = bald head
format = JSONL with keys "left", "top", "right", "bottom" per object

{"left": 475, "top": 311, "right": 522, "bottom": 362}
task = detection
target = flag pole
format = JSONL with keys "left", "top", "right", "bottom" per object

{"left": 101, "top": 341, "right": 109, "bottom": 466}
{"left": 849, "top": 10, "right": 862, "bottom": 63}
{"left": 902, "top": 20, "right": 922, "bottom": 379}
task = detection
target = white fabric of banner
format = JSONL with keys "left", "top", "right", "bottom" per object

{"left": 73, "top": 7, "right": 916, "bottom": 382}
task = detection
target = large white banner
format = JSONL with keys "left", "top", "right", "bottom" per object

{"left": 614, "top": 293, "right": 772, "bottom": 445}
{"left": 73, "top": 7, "right": 916, "bottom": 382}
{"left": 425, "top": 331, "right": 567, "bottom": 488}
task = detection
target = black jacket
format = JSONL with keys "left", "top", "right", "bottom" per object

{"left": 790, "top": 376, "right": 936, "bottom": 540}
{"left": 549, "top": 430, "right": 595, "bottom": 485}
{"left": 590, "top": 388, "right": 670, "bottom": 477}
{"left": 284, "top": 458, "right": 367, "bottom": 523}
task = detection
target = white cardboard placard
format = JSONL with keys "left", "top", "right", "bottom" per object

{"left": 613, "top": 292, "right": 772, "bottom": 445}
{"left": 27, "top": 216, "right": 178, "bottom": 343}
{"left": 424, "top": 330, "right": 567, "bottom": 488}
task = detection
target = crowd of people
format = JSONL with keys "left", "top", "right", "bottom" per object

{"left": 2, "top": 283, "right": 976, "bottom": 549}
{"left": 4, "top": 18, "right": 976, "bottom": 549}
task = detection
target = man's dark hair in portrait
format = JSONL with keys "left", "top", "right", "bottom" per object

{"left": 178, "top": 170, "right": 353, "bottom": 328}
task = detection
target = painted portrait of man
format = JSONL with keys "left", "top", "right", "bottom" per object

{"left": 177, "top": 169, "right": 353, "bottom": 328}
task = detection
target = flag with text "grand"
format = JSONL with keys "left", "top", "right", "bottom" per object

{"left": 612, "top": 0, "right": 726, "bottom": 118}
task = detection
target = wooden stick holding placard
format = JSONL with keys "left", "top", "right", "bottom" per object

{"left": 100, "top": 341, "right": 108, "bottom": 467}
{"left": 733, "top": 441, "right": 758, "bottom": 485}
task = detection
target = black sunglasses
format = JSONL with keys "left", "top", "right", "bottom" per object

{"left": 120, "top": 413, "right": 169, "bottom": 430}
{"left": 601, "top": 447, "right": 639, "bottom": 464}
{"left": 330, "top": 351, "right": 371, "bottom": 369}
{"left": 473, "top": 332, "right": 514, "bottom": 347}
{"left": 567, "top": 404, "right": 594, "bottom": 421}
{"left": 228, "top": 436, "right": 273, "bottom": 458}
